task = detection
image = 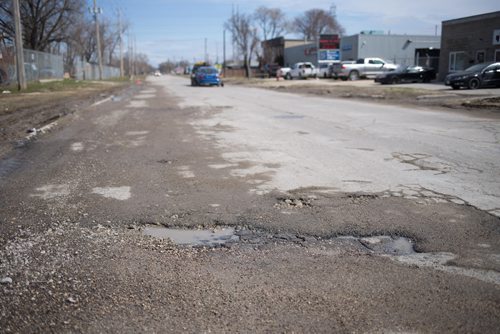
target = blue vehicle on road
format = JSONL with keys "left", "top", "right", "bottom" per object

{"left": 191, "top": 66, "right": 223, "bottom": 87}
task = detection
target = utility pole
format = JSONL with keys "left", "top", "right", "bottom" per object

{"left": 204, "top": 38, "right": 208, "bottom": 63}
{"left": 12, "top": 0, "right": 26, "bottom": 90}
{"left": 223, "top": 28, "right": 226, "bottom": 77}
{"left": 133, "top": 35, "right": 137, "bottom": 75}
{"left": 92, "top": 0, "right": 103, "bottom": 80}
{"left": 118, "top": 8, "right": 124, "bottom": 77}
{"left": 127, "top": 29, "right": 132, "bottom": 78}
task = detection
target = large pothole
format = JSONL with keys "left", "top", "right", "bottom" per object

{"left": 141, "top": 226, "right": 500, "bottom": 285}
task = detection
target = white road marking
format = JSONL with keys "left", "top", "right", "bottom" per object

{"left": 31, "top": 184, "right": 70, "bottom": 200}
{"left": 71, "top": 142, "right": 84, "bottom": 151}
{"left": 92, "top": 186, "right": 131, "bottom": 200}
{"left": 125, "top": 131, "right": 149, "bottom": 136}
{"left": 127, "top": 100, "right": 148, "bottom": 108}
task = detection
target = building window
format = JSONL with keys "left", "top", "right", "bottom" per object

{"left": 476, "top": 50, "right": 485, "bottom": 63}
{"left": 495, "top": 50, "right": 500, "bottom": 62}
{"left": 449, "top": 51, "right": 466, "bottom": 71}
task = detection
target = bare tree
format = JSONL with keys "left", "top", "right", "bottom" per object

{"left": 293, "top": 9, "right": 344, "bottom": 41}
{"left": 0, "top": 0, "right": 85, "bottom": 51}
{"left": 254, "top": 6, "right": 287, "bottom": 41}
{"left": 225, "top": 11, "right": 259, "bottom": 78}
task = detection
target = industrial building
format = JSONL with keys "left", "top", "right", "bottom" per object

{"left": 340, "top": 32, "right": 441, "bottom": 71}
{"left": 262, "top": 32, "right": 441, "bottom": 73}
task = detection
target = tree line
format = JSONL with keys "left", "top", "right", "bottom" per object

{"left": 226, "top": 6, "right": 344, "bottom": 77}
{"left": 0, "top": 0, "right": 151, "bottom": 77}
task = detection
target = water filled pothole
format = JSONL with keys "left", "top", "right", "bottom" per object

{"left": 337, "top": 235, "right": 416, "bottom": 256}
{"left": 143, "top": 226, "right": 238, "bottom": 246}
{"left": 359, "top": 236, "right": 415, "bottom": 256}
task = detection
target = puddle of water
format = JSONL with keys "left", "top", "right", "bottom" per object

{"left": 360, "top": 236, "right": 415, "bottom": 256}
{"left": 143, "top": 227, "right": 238, "bottom": 246}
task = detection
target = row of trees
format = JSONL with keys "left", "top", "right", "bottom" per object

{"left": 0, "top": 0, "right": 151, "bottom": 77}
{"left": 226, "top": 6, "right": 344, "bottom": 77}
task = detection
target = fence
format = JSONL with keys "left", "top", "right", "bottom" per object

{"left": 0, "top": 46, "right": 121, "bottom": 84}
{"left": 73, "top": 60, "right": 121, "bottom": 80}
{"left": 0, "top": 47, "right": 64, "bottom": 83}
{"left": 223, "top": 67, "right": 260, "bottom": 78}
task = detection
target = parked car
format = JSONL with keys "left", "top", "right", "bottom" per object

{"left": 318, "top": 63, "right": 333, "bottom": 78}
{"left": 374, "top": 65, "right": 436, "bottom": 84}
{"left": 333, "top": 58, "right": 398, "bottom": 81}
{"left": 278, "top": 67, "right": 291, "bottom": 78}
{"left": 191, "top": 66, "right": 223, "bottom": 87}
{"left": 330, "top": 61, "right": 355, "bottom": 79}
{"left": 154, "top": 70, "right": 161, "bottom": 77}
{"left": 444, "top": 62, "right": 500, "bottom": 90}
{"left": 286, "top": 62, "right": 318, "bottom": 80}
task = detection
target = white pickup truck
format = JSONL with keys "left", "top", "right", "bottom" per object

{"left": 333, "top": 58, "right": 398, "bottom": 80}
{"left": 282, "top": 62, "right": 318, "bottom": 80}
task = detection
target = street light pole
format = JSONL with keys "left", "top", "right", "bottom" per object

{"left": 12, "top": 0, "right": 26, "bottom": 90}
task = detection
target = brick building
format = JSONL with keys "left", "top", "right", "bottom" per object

{"left": 438, "top": 11, "right": 500, "bottom": 81}
{"left": 261, "top": 37, "right": 316, "bottom": 67}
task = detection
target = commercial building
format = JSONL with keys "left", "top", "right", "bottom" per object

{"left": 261, "top": 37, "right": 316, "bottom": 67}
{"left": 438, "top": 11, "right": 500, "bottom": 81}
{"left": 340, "top": 32, "right": 441, "bottom": 71}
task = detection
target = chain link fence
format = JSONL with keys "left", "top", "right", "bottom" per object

{"left": 0, "top": 47, "right": 64, "bottom": 83}
{"left": 73, "top": 60, "right": 121, "bottom": 80}
{"left": 1, "top": 46, "right": 120, "bottom": 84}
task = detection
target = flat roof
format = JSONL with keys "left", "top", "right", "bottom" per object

{"left": 442, "top": 11, "right": 500, "bottom": 25}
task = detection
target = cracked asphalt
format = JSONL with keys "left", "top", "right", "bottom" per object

{"left": 0, "top": 76, "right": 499, "bottom": 333}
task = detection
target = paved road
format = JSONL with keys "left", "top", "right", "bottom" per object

{"left": 0, "top": 76, "right": 499, "bottom": 332}
{"left": 163, "top": 75, "right": 500, "bottom": 216}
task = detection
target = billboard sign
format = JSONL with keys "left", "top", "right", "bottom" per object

{"left": 318, "top": 34, "right": 341, "bottom": 62}
{"left": 319, "top": 34, "right": 340, "bottom": 49}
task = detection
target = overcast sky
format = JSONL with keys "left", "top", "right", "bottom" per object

{"left": 100, "top": 0, "right": 500, "bottom": 66}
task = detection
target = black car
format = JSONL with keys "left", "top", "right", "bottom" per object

{"left": 374, "top": 65, "right": 435, "bottom": 84}
{"left": 445, "top": 62, "right": 500, "bottom": 90}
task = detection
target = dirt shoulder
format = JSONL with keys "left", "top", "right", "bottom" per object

{"left": 0, "top": 80, "right": 133, "bottom": 159}
{"left": 225, "top": 77, "right": 500, "bottom": 117}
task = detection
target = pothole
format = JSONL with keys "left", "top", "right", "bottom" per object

{"left": 143, "top": 226, "right": 239, "bottom": 246}
{"left": 359, "top": 236, "right": 415, "bottom": 255}
{"left": 274, "top": 197, "right": 313, "bottom": 209}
